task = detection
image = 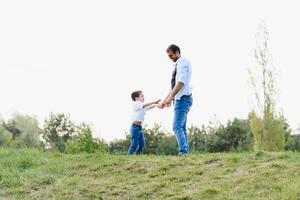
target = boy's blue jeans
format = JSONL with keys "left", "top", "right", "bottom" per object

{"left": 173, "top": 95, "right": 193, "bottom": 155}
{"left": 127, "top": 124, "right": 145, "bottom": 155}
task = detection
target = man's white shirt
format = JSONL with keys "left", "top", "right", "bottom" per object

{"left": 174, "top": 57, "right": 192, "bottom": 100}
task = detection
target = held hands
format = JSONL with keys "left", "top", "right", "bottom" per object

{"left": 156, "top": 95, "right": 173, "bottom": 109}
{"left": 163, "top": 96, "right": 173, "bottom": 107}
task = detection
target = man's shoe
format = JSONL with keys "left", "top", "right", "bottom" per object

{"left": 178, "top": 153, "right": 188, "bottom": 157}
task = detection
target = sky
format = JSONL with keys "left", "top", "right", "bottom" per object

{"left": 0, "top": 0, "right": 300, "bottom": 142}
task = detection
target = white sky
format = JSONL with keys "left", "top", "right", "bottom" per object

{"left": 1, "top": 0, "right": 300, "bottom": 142}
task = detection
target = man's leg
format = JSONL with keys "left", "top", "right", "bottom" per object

{"left": 183, "top": 114, "right": 189, "bottom": 153}
{"left": 173, "top": 104, "right": 188, "bottom": 155}
{"left": 183, "top": 96, "right": 193, "bottom": 153}
{"left": 136, "top": 130, "right": 145, "bottom": 154}
{"left": 127, "top": 128, "right": 139, "bottom": 155}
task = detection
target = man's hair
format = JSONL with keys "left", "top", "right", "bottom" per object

{"left": 167, "top": 44, "right": 181, "bottom": 54}
{"left": 131, "top": 90, "right": 142, "bottom": 101}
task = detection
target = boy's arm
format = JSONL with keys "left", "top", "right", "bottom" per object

{"left": 148, "top": 105, "right": 157, "bottom": 110}
{"left": 143, "top": 99, "right": 161, "bottom": 108}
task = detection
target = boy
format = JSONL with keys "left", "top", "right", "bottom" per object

{"left": 128, "top": 90, "right": 161, "bottom": 155}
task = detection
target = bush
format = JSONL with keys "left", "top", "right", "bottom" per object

{"left": 293, "top": 135, "right": 300, "bottom": 151}
{"left": 193, "top": 118, "right": 253, "bottom": 153}
{"left": 109, "top": 124, "right": 177, "bottom": 155}
{"left": 143, "top": 124, "right": 165, "bottom": 154}
{"left": 156, "top": 135, "right": 178, "bottom": 155}
{"left": 109, "top": 120, "right": 253, "bottom": 154}
{"left": 65, "top": 123, "right": 107, "bottom": 154}
{"left": 188, "top": 125, "right": 206, "bottom": 152}
{"left": 250, "top": 112, "right": 285, "bottom": 152}
{"left": 109, "top": 135, "right": 130, "bottom": 154}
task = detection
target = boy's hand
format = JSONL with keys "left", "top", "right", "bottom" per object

{"left": 156, "top": 103, "right": 164, "bottom": 109}
{"left": 155, "top": 99, "right": 161, "bottom": 104}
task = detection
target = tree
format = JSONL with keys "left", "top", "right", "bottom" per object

{"left": 41, "top": 113, "right": 75, "bottom": 152}
{"left": 0, "top": 123, "right": 13, "bottom": 147}
{"left": 2, "top": 119, "right": 21, "bottom": 140}
{"left": 248, "top": 22, "right": 285, "bottom": 151}
{"left": 1, "top": 113, "right": 41, "bottom": 148}
{"left": 10, "top": 113, "right": 41, "bottom": 148}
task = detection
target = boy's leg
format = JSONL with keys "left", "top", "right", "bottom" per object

{"left": 136, "top": 130, "right": 145, "bottom": 154}
{"left": 127, "top": 127, "right": 139, "bottom": 155}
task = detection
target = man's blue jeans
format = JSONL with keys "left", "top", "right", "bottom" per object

{"left": 127, "top": 124, "right": 145, "bottom": 155}
{"left": 173, "top": 95, "right": 193, "bottom": 155}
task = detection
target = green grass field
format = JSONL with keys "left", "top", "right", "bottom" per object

{"left": 0, "top": 149, "right": 300, "bottom": 200}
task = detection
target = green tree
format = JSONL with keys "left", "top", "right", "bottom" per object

{"left": 2, "top": 119, "right": 21, "bottom": 140}
{"left": 10, "top": 113, "right": 41, "bottom": 148}
{"left": 248, "top": 22, "right": 285, "bottom": 151}
{"left": 41, "top": 113, "right": 75, "bottom": 152}
{"left": 0, "top": 123, "right": 13, "bottom": 147}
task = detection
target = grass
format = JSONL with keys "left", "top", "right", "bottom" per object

{"left": 0, "top": 149, "right": 300, "bottom": 199}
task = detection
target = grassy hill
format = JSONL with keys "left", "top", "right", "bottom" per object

{"left": 0, "top": 149, "right": 300, "bottom": 200}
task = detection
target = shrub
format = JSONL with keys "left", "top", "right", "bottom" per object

{"left": 65, "top": 123, "right": 107, "bottom": 154}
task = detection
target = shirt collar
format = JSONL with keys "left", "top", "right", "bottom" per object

{"left": 174, "top": 56, "right": 182, "bottom": 67}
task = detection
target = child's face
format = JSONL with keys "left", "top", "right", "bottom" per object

{"left": 136, "top": 93, "right": 145, "bottom": 102}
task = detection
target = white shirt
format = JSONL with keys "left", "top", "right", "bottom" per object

{"left": 131, "top": 101, "right": 150, "bottom": 125}
{"left": 174, "top": 57, "right": 192, "bottom": 100}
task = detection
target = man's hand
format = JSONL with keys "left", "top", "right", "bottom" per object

{"left": 163, "top": 95, "right": 173, "bottom": 108}
{"left": 156, "top": 103, "right": 164, "bottom": 109}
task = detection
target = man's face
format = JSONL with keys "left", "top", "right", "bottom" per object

{"left": 136, "top": 93, "right": 145, "bottom": 102}
{"left": 167, "top": 50, "right": 179, "bottom": 62}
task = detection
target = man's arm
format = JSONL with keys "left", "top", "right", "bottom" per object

{"left": 166, "top": 82, "right": 184, "bottom": 101}
{"left": 163, "top": 82, "right": 184, "bottom": 107}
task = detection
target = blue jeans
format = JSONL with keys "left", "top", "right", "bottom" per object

{"left": 173, "top": 95, "right": 193, "bottom": 155}
{"left": 127, "top": 124, "right": 145, "bottom": 155}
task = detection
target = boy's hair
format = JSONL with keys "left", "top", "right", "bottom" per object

{"left": 131, "top": 90, "right": 142, "bottom": 101}
{"left": 167, "top": 44, "right": 181, "bottom": 54}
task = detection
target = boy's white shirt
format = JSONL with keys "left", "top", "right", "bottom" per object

{"left": 132, "top": 101, "right": 150, "bottom": 125}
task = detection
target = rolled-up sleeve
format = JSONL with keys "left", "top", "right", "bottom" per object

{"left": 176, "top": 62, "right": 189, "bottom": 85}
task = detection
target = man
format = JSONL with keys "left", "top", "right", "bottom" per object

{"left": 160, "top": 44, "right": 193, "bottom": 156}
